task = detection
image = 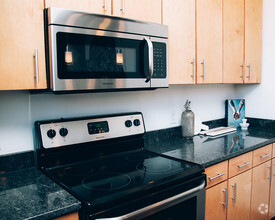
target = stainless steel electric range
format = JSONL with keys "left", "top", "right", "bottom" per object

{"left": 35, "top": 112, "right": 206, "bottom": 219}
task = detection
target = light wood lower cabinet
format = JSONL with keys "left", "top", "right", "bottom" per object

{"left": 250, "top": 160, "right": 271, "bottom": 220}
{"left": 269, "top": 158, "right": 275, "bottom": 219}
{"left": 227, "top": 169, "right": 252, "bottom": 220}
{"left": 55, "top": 212, "right": 78, "bottom": 220}
{"left": 205, "top": 181, "right": 227, "bottom": 220}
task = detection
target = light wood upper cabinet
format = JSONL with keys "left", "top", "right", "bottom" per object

{"left": 223, "top": 0, "right": 262, "bottom": 84}
{"left": 0, "top": 0, "right": 47, "bottom": 90}
{"left": 196, "top": 0, "right": 222, "bottom": 84}
{"left": 250, "top": 160, "right": 271, "bottom": 220}
{"left": 205, "top": 181, "right": 227, "bottom": 220}
{"left": 227, "top": 169, "right": 252, "bottom": 220}
{"left": 223, "top": 0, "right": 244, "bottom": 84}
{"left": 244, "top": 0, "right": 262, "bottom": 83}
{"left": 113, "top": 0, "right": 161, "bottom": 24}
{"left": 162, "top": 0, "right": 195, "bottom": 84}
{"left": 45, "top": 0, "right": 111, "bottom": 15}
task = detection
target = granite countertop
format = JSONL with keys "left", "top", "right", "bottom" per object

{"left": 145, "top": 127, "right": 275, "bottom": 168}
{"left": 0, "top": 168, "right": 81, "bottom": 220}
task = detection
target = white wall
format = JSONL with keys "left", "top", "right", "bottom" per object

{"left": 0, "top": 0, "right": 274, "bottom": 156}
{"left": 235, "top": 0, "right": 275, "bottom": 120}
{"left": 0, "top": 84, "right": 236, "bottom": 156}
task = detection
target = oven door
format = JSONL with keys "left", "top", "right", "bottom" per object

{"left": 82, "top": 175, "right": 206, "bottom": 220}
{"left": 48, "top": 25, "right": 168, "bottom": 92}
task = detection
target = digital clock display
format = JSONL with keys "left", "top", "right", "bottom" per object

{"left": 87, "top": 121, "right": 109, "bottom": 135}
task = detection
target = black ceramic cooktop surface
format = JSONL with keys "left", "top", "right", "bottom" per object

{"left": 46, "top": 149, "right": 202, "bottom": 206}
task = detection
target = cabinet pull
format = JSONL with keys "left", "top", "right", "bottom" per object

{"left": 103, "top": 0, "right": 107, "bottom": 11}
{"left": 260, "top": 153, "right": 271, "bottom": 159}
{"left": 191, "top": 58, "right": 196, "bottom": 79}
{"left": 208, "top": 173, "right": 225, "bottom": 181}
{"left": 247, "top": 64, "right": 251, "bottom": 80}
{"left": 240, "top": 63, "right": 245, "bottom": 81}
{"left": 201, "top": 59, "right": 205, "bottom": 80}
{"left": 231, "top": 183, "right": 237, "bottom": 203}
{"left": 268, "top": 165, "right": 273, "bottom": 182}
{"left": 237, "top": 162, "right": 251, "bottom": 168}
{"left": 120, "top": 0, "right": 125, "bottom": 14}
{"left": 221, "top": 188, "right": 228, "bottom": 209}
{"left": 34, "top": 49, "right": 39, "bottom": 83}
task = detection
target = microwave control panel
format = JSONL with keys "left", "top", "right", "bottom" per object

{"left": 153, "top": 42, "right": 166, "bottom": 78}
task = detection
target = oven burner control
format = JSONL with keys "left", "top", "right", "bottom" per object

{"left": 59, "top": 128, "right": 68, "bottom": 137}
{"left": 133, "top": 119, "right": 140, "bottom": 126}
{"left": 47, "top": 129, "right": 56, "bottom": 139}
{"left": 125, "top": 120, "right": 132, "bottom": 128}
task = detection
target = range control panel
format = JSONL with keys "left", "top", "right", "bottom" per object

{"left": 39, "top": 113, "right": 145, "bottom": 149}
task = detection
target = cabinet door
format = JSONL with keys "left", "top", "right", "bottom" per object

{"left": 223, "top": 0, "right": 244, "bottom": 83}
{"left": 244, "top": 0, "right": 262, "bottom": 83}
{"left": 0, "top": 0, "right": 47, "bottom": 90}
{"left": 250, "top": 160, "right": 271, "bottom": 220}
{"left": 54, "top": 212, "right": 78, "bottom": 220}
{"left": 227, "top": 169, "right": 252, "bottom": 220}
{"left": 269, "top": 158, "right": 275, "bottom": 219}
{"left": 196, "top": 0, "right": 222, "bottom": 84}
{"left": 45, "top": 0, "right": 111, "bottom": 15}
{"left": 205, "top": 181, "right": 227, "bottom": 220}
{"left": 163, "top": 0, "right": 195, "bottom": 84}
{"left": 112, "top": 0, "right": 161, "bottom": 24}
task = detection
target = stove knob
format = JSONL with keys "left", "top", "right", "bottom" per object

{"left": 59, "top": 128, "right": 68, "bottom": 137}
{"left": 133, "top": 119, "right": 140, "bottom": 126}
{"left": 125, "top": 120, "right": 132, "bottom": 128}
{"left": 47, "top": 129, "right": 56, "bottom": 139}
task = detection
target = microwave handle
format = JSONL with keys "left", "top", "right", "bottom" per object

{"left": 144, "top": 37, "right": 153, "bottom": 83}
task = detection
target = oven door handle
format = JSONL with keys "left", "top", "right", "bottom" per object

{"left": 96, "top": 180, "right": 205, "bottom": 220}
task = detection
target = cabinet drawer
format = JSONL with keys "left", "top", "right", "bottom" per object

{"left": 273, "top": 143, "right": 275, "bottom": 158}
{"left": 228, "top": 152, "right": 253, "bottom": 178}
{"left": 253, "top": 144, "right": 272, "bottom": 167}
{"left": 205, "top": 161, "right": 228, "bottom": 189}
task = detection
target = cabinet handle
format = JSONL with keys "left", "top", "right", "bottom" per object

{"left": 191, "top": 58, "right": 196, "bottom": 79}
{"left": 103, "top": 0, "right": 107, "bottom": 11}
{"left": 34, "top": 49, "right": 39, "bottom": 83}
{"left": 208, "top": 173, "right": 225, "bottom": 181}
{"left": 201, "top": 59, "right": 205, "bottom": 80}
{"left": 247, "top": 64, "right": 251, "bottom": 80}
{"left": 260, "top": 153, "right": 271, "bottom": 159}
{"left": 268, "top": 165, "right": 273, "bottom": 182}
{"left": 240, "top": 63, "right": 245, "bottom": 81}
{"left": 237, "top": 162, "right": 251, "bottom": 168}
{"left": 221, "top": 188, "right": 228, "bottom": 209}
{"left": 231, "top": 183, "right": 237, "bottom": 203}
{"left": 120, "top": 0, "right": 125, "bottom": 14}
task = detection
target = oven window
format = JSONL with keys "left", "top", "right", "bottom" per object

{"left": 56, "top": 32, "right": 149, "bottom": 79}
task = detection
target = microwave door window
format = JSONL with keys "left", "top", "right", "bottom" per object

{"left": 56, "top": 32, "right": 147, "bottom": 80}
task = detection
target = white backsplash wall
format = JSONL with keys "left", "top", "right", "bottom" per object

{"left": 0, "top": 84, "right": 236, "bottom": 156}
{"left": 235, "top": 0, "right": 275, "bottom": 120}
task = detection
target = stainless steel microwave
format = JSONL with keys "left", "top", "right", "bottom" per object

{"left": 44, "top": 7, "right": 168, "bottom": 93}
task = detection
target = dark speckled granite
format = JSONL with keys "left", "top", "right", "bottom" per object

{"left": 0, "top": 151, "right": 34, "bottom": 173}
{"left": 0, "top": 168, "right": 81, "bottom": 220}
{"left": 145, "top": 124, "right": 275, "bottom": 168}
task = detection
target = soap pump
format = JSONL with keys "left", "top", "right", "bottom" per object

{"left": 181, "top": 100, "right": 195, "bottom": 138}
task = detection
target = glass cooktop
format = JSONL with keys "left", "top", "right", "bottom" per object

{"left": 46, "top": 149, "right": 202, "bottom": 206}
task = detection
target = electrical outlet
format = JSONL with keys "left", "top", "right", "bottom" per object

{"left": 170, "top": 111, "right": 176, "bottom": 125}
